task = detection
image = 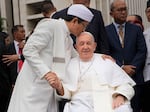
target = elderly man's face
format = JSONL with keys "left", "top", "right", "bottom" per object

{"left": 75, "top": 32, "right": 96, "bottom": 61}
{"left": 110, "top": 0, "right": 128, "bottom": 24}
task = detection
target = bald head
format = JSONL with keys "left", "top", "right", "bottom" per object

{"left": 76, "top": 31, "right": 95, "bottom": 43}
{"left": 110, "top": 0, "right": 126, "bottom": 11}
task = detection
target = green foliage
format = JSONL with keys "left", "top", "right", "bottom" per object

{"left": 0, "top": 17, "right": 6, "bottom": 32}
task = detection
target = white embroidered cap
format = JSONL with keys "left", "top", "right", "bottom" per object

{"left": 67, "top": 4, "right": 94, "bottom": 22}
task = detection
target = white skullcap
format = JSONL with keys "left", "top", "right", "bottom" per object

{"left": 67, "top": 4, "right": 94, "bottom": 22}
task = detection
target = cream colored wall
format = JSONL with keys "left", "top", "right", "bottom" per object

{"left": 52, "top": 0, "right": 72, "bottom": 10}
{"left": 0, "top": 0, "right": 7, "bottom": 31}
{"left": 0, "top": 0, "right": 13, "bottom": 38}
{"left": 52, "top": 0, "right": 96, "bottom": 11}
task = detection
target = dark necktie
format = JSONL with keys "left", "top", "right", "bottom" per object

{"left": 118, "top": 25, "right": 124, "bottom": 48}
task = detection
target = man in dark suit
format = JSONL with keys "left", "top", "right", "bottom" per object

{"left": 105, "top": 0, "right": 147, "bottom": 112}
{"left": 52, "top": 0, "right": 109, "bottom": 54}
{"left": 3, "top": 25, "right": 25, "bottom": 87}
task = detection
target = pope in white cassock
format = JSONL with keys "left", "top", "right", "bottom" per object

{"left": 7, "top": 4, "right": 94, "bottom": 112}
{"left": 58, "top": 32, "right": 136, "bottom": 112}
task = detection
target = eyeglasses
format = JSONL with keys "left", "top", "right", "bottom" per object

{"left": 80, "top": 22, "right": 88, "bottom": 30}
{"left": 114, "top": 7, "right": 128, "bottom": 12}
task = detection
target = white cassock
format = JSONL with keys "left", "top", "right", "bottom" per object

{"left": 61, "top": 53, "right": 135, "bottom": 112}
{"left": 7, "top": 18, "right": 77, "bottom": 112}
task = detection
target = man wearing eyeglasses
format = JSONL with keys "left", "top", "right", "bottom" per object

{"left": 105, "top": 0, "right": 147, "bottom": 112}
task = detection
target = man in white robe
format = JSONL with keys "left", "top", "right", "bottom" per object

{"left": 7, "top": 4, "right": 94, "bottom": 112}
{"left": 57, "top": 32, "right": 135, "bottom": 112}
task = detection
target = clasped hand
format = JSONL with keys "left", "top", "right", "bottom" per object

{"left": 45, "top": 72, "right": 64, "bottom": 95}
{"left": 112, "top": 95, "right": 125, "bottom": 109}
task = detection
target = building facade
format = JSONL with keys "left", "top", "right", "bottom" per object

{"left": 0, "top": 0, "right": 149, "bottom": 35}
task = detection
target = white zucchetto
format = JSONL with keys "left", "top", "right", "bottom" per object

{"left": 67, "top": 4, "right": 94, "bottom": 22}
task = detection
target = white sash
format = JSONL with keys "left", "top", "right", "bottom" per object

{"left": 91, "top": 76, "right": 114, "bottom": 112}
{"left": 52, "top": 20, "right": 67, "bottom": 78}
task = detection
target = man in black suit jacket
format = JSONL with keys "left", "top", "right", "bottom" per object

{"left": 105, "top": 0, "right": 147, "bottom": 112}
{"left": 52, "top": 0, "right": 109, "bottom": 54}
{"left": 3, "top": 25, "right": 25, "bottom": 86}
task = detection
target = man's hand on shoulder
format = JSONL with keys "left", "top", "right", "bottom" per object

{"left": 101, "top": 54, "right": 116, "bottom": 62}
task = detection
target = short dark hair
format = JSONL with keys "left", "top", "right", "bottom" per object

{"left": 110, "top": 2, "right": 115, "bottom": 11}
{"left": 134, "top": 14, "right": 143, "bottom": 23}
{"left": 147, "top": 0, "right": 150, "bottom": 9}
{"left": 0, "top": 32, "right": 9, "bottom": 45}
{"left": 41, "top": 0, "right": 55, "bottom": 13}
{"left": 11, "top": 25, "right": 24, "bottom": 34}
{"left": 63, "top": 15, "right": 84, "bottom": 23}
{"left": 0, "top": 31, "right": 9, "bottom": 39}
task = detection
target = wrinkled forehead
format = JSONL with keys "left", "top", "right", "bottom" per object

{"left": 77, "top": 32, "right": 94, "bottom": 42}
{"left": 112, "top": 0, "right": 126, "bottom": 8}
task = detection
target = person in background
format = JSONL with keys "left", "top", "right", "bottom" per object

{"left": 53, "top": 31, "right": 135, "bottom": 112}
{"left": 126, "top": 14, "right": 144, "bottom": 32}
{"left": 41, "top": 0, "right": 56, "bottom": 18}
{"left": 105, "top": 0, "right": 147, "bottom": 112}
{"left": 7, "top": 4, "right": 93, "bottom": 112}
{"left": 52, "top": 0, "right": 110, "bottom": 54}
{"left": 2, "top": 25, "right": 25, "bottom": 87}
{"left": 0, "top": 32, "right": 12, "bottom": 112}
{"left": 141, "top": 0, "right": 150, "bottom": 111}
{"left": 25, "top": 0, "right": 56, "bottom": 42}
{"left": 0, "top": 32, "right": 11, "bottom": 46}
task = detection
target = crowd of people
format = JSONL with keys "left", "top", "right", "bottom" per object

{"left": 0, "top": 0, "right": 150, "bottom": 112}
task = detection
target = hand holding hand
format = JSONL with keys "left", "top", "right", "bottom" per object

{"left": 45, "top": 72, "right": 64, "bottom": 95}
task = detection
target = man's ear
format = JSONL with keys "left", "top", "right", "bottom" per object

{"left": 74, "top": 44, "right": 77, "bottom": 49}
{"left": 110, "top": 11, "right": 113, "bottom": 17}
{"left": 94, "top": 42, "right": 97, "bottom": 51}
{"left": 54, "top": 7, "right": 57, "bottom": 12}
{"left": 72, "top": 17, "right": 78, "bottom": 24}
